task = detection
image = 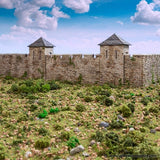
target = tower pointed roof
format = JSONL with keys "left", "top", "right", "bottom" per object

{"left": 28, "top": 37, "right": 55, "bottom": 48}
{"left": 99, "top": 33, "right": 131, "bottom": 46}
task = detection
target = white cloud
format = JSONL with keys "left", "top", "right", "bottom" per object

{"left": 0, "top": 0, "right": 14, "bottom": 9}
{"left": 131, "top": 0, "right": 160, "bottom": 25}
{"left": 0, "top": 25, "right": 47, "bottom": 53}
{"left": 117, "top": 21, "right": 124, "bottom": 25}
{"left": 0, "top": 0, "right": 68, "bottom": 30}
{"left": 156, "top": 28, "right": 160, "bottom": 36}
{"left": 31, "top": 0, "right": 55, "bottom": 7}
{"left": 63, "top": 0, "right": 93, "bottom": 13}
{"left": 51, "top": 6, "right": 70, "bottom": 18}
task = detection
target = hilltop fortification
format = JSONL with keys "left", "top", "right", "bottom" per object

{"left": 0, "top": 34, "right": 160, "bottom": 87}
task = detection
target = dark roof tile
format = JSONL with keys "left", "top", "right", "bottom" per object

{"left": 99, "top": 33, "right": 131, "bottom": 46}
{"left": 28, "top": 37, "right": 55, "bottom": 48}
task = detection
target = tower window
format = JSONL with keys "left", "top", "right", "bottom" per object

{"left": 106, "top": 50, "right": 108, "bottom": 58}
{"left": 115, "top": 50, "right": 118, "bottom": 59}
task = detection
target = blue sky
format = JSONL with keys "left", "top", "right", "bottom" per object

{"left": 0, "top": 0, "right": 160, "bottom": 54}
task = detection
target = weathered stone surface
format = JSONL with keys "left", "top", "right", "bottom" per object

{"left": 70, "top": 145, "right": 85, "bottom": 155}
{"left": 99, "top": 122, "right": 109, "bottom": 128}
{"left": 0, "top": 44, "right": 160, "bottom": 87}
{"left": 129, "top": 128, "right": 135, "bottom": 132}
{"left": 150, "top": 129, "right": 156, "bottom": 134}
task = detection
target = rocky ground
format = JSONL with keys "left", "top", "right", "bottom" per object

{"left": 0, "top": 76, "right": 160, "bottom": 160}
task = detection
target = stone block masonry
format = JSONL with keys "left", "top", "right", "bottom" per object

{"left": 0, "top": 34, "right": 160, "bottom": 87}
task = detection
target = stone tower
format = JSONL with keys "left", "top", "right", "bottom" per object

{"left": 28, "top": 37, "right": 55, "bottom": 79}
{"left": 99, "top": 33, "right": 130, "bottom": 57}
{"left": 28, "top": 37, "right": 55, "bottom": 59}
{"left": 98, "top": 33, "right": 131, "bottom": 85}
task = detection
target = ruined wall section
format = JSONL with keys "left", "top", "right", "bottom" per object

{"left": 124, "top": 55, "right": 144, "bottom": 87}
{"left": 45, "top": 54, "right": 100, "bottom": 83}
{"left": 142, "top": 55, "right": 160, "bottom": 86}
{"left": 0, "top": 54, "right": 29, "bottom": 78}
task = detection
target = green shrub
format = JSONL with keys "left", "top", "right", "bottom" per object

{"left": 0, "top": 105, "right": 2, "bottom": 114}
{"left": 35, "top": 138, "right": 49, "bottom": 149}
{"left": 54, "top": 124, "right": 63, "bottom": 130}
{"left": 76, "top": 104, "right": 86, "bottom": 112}
{"left": 67, "top": 137, "right": 80, "bottom": 149}
{"left": 99, "top": 90, "right": 111, "bottom": 97}
{"left": 105, "top": 132, "right": 119, "bottom": 145}
{"left": 110, "top": 120, "right": 124, "bottom": 129}
{"left": 149, "top": 106, "right": 159, "bottom": 114}
{"left": 0, "top": 152, "right": 5, "bottom": 160}
{"left": 38, "top": 109, "right": 48, "bottom": 119}
{"left": 37, "top": 99, "right": 45, "bottom": 105}
{"left": 29, "top": 104, "right": 38, "bottom": 112}
{"left": 61, "top": 106, "right": 70, "bottom": 111}
{"left": 141, "top": 97, "right": 149, "bottom": 106}
{"left": 95, "top": 95, "right": 106, "bottom": 102}
{"left": 134, "top": 142, "right": 159, "bottom": 160}
{"left": 127, "top": 103, "right": 135, "bottom": 113}
{"left": 5, "top": 75, "right": 14, "bottom": 80}
{"left": 140, "top": 127, "right": 146, "bottom": 133}
{"left": 84, "top": 96, "right": 93, "bottom": 102}
{"left": 77, "top": 92, "right": 84, "bottom": 98}
{"left": 41, "top": 84, "right": 50, "bottom": 92}
{"left": 0, "top": 144, "right": 5, "bottom": 160}
{"left": 27, "top": 94, "right": 38, "bottom": 100}
{"left": 50, "top": 100, "right": 57, "bottom": 106}
{"left": 10, "top": 84, "right": 19, "bottom": 92}
{"left": 95, "top": 131, "right": 104, "bottom": 142}
{"left": 59, "top": 131, "right": 70, "bottom": 140}
{"left": 104, "top": 97, "right": 113, "bottom": 106}
{"left": 12, "top": 139, "right": 23, "bottom": 146}
{"left": 48, "top": 81, "right": 61, "bottom": 90}
{"left": 118, "top": 105, "right": 132, "bottom": 117}
{"left": 38, "top": 127, "right": 48, "bottom": 136}
{"left": 50, "top": 108, "right": 60, "bottom": 114}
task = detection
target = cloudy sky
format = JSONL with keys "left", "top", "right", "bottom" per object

{"left": 0, "top": 0, "right": 160, "bottom": 54}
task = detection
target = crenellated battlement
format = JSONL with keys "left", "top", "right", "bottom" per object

{"left": 0, "top": 34, "right": 160, "bottom": 87}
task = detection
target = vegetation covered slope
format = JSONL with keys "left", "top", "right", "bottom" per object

{"left": 0, "top": 76, "right": 160, "bottom": 160}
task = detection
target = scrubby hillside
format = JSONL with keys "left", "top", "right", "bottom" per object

{"left": 0, "top": 76, "right": 160, "bottom": 160}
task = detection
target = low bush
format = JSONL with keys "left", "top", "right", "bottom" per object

{"left": 41, "top": 84, "right": 50, "bottom": 92}
{"left": 38, "top": 109, "right": 48, "bottom": 119}
{"left": 50, "top": 108, "right": 60, "bottom": 114}
{"left": 104, "top": 97, "right": 113, "bottom": 106}
{"left": 149, "top": 106, "right": 159, "bottom": 114}
{"left": 76, "top": 104, "right": 86, "bottom": 112}
{"left": 59, "top": 131, "right": 70, "bottom": 140}
{"left": 99, "top": 90, "right": 111, "bottom": 97}
{"left": 48, "top": 80, "right": 61, "bottom": 90}
{"left": 29, "top": 104, "right": 38, "bottom": 112}
{"left": 67, "top": 137, "right": 80, "bottom": 149}
{"left": 128, "top": 103, "right": 135, "bottom": 113}
{"left": 38, "top": 127, "right": 48, "bottom": 136}
{"left": 54, "top": 124, "right": 63, "bottom": 130}
{"left": 105, "top": 132, "right": 119, "bottom": 146}
{"left": 141, "top": 97, "right": 149, "bottom": 106}
{"left": 117, "top": 105, "right": 132, "bottom": 118}
{"left": 9, "top": 79, "right": 61, "bottom": 95}
{"left": 84, "top": 96, "right": 93, "bottom": 102}
{"left": 110, "top": 120, "right": 124, "bottom": 129}
{"left": 0, "top": 105, "right": 2, "bottom": 114}
{"left": 35, "top": 138, "right": 49, "bottom": 149}
{"left": 0, "top": 144, "right": 5, "bottom": 160}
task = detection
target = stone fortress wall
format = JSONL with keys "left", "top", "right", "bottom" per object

{"left": 0, "top": 35, "right": 160, "bottom": 87}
